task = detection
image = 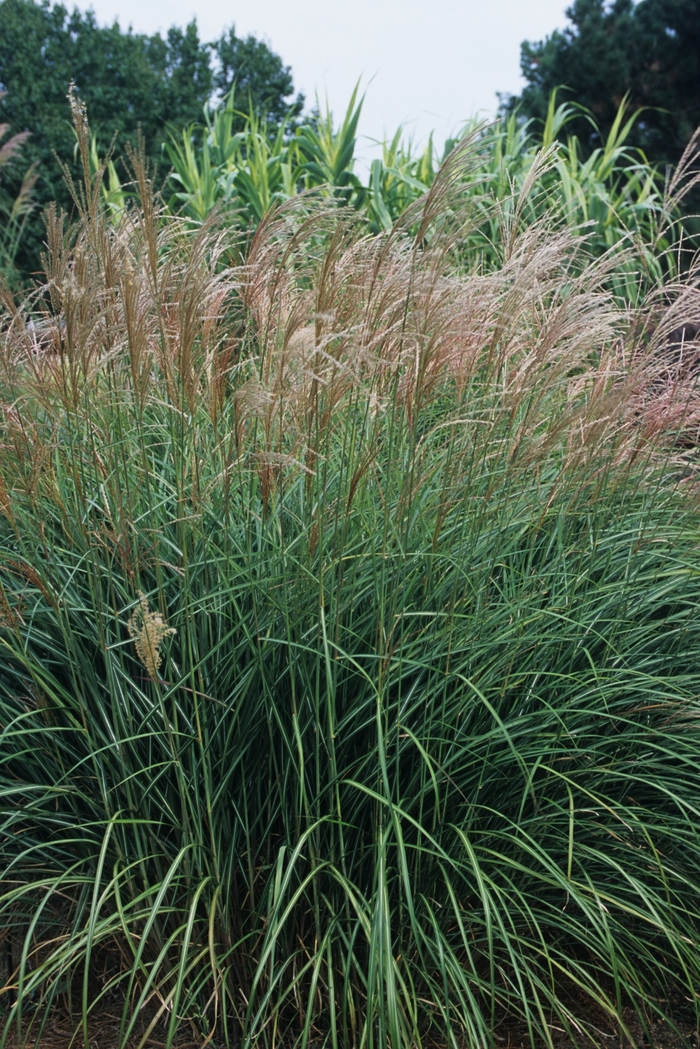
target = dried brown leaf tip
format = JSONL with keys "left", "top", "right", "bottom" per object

{"left": 127, "top": 591, "right": 175, "bottom": 683}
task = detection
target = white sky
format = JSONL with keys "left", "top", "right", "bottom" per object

{"left": 76, "top": 0, "right": 570, "bottom": 162}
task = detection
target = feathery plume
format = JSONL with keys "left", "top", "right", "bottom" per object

{"left": 127, "top": 591, "right": 175, "bottom": 683}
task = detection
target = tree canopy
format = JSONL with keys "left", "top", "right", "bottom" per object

{"left": 0, "top": 0, "right": 302, "bottom": 276}
{"left": 507, "top": 0, "right": 700, "bottom": 164}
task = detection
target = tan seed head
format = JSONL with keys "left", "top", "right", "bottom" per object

{"left": 127, "top": 591, "right": 175, "bottom": 683}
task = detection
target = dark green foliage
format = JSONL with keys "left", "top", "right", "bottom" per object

{"left": 0, "top": 0, "right": 301, "bottom": 278}
{"left": 213, "top": 26, "right": 303, "bottom": 125}
{"left": 508, "top": 0, "right": 700, "bottom": 163}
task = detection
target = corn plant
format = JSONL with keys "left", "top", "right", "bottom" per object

{"left": 85, "top": 135, "right": 128, "bottom": 218}
{"left": 294, "top": 83, "right": 365, "bottom": 202}
{"left": 364, "top": 129, "right": 437, "bottom": 232}
{"left": 160, "top": 87, "right": 698, "bottom": 305}
{"left": 163, "top": 87, "right": 434, "bottom": 234}
{"left": 472, "top": 93, "right": 692, "bottom": 294}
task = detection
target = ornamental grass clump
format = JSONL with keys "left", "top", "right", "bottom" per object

{"left": 1, "top": 137, "right": 700, "bottom": 1049}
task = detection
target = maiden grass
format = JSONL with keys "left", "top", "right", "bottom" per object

{"left": 1, "top": 147, "right": 700, "bottom": 1049}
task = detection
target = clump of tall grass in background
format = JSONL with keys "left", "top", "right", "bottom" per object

{"left": 2, "top": 109, "right": 700, "bottom": 1049}
{"left": 0, "top": 93, "right": 36, "bottom": 287}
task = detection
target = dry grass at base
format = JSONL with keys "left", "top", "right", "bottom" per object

{"left": 3, "top": 1006, "right": 698, "bottom": 1049}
